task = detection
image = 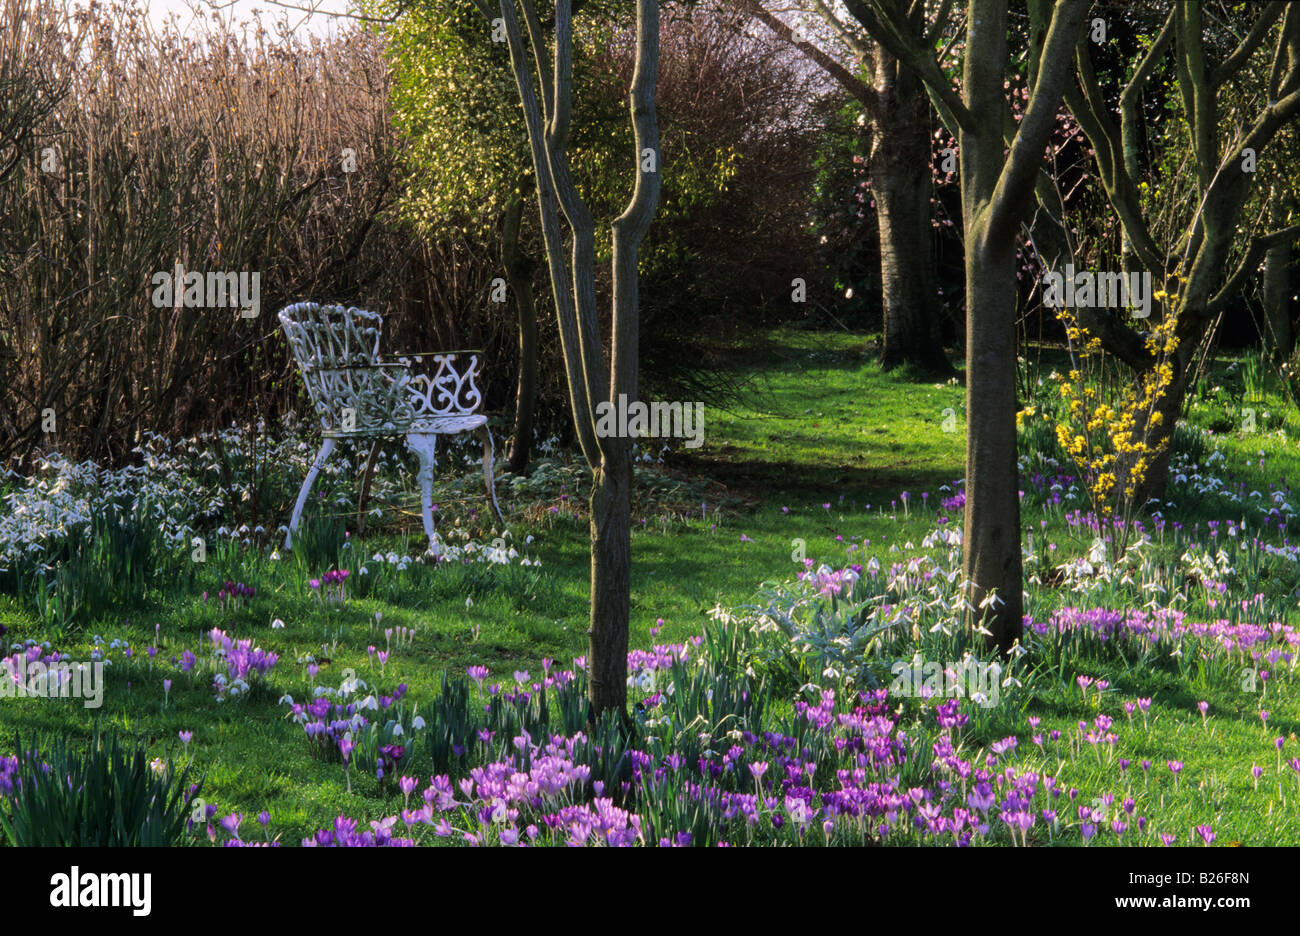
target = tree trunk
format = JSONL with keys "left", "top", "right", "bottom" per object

{"left": 495, "top": 0, "right": 659, "bottom": 722}
{"left": 1128, "top": 245, "right": 1227, "bottom": 506}
{"left": 953, "top": 0, "right": 1088, "bottom": 652}
{"left": 962, "top": 230, "right": 1023, "bottom": 651}
{"left": 1263, "top": 191, "right": 1294, "bottom": 362}
{"left": 588, "top": 448, "right": 632, "bottom": 717}
{"left": 1127, "top": 350, "right": 1191, "bottom": 506}
{"left": 871, "top": 50, "right": 951, "bottom": 373}
{"left": 502, "top": 191, "right": 539, "bottom": 474}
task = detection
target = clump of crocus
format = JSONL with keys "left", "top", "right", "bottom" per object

{"left": 208, "top": 627, "right": 278, "bottom": 701}
{"left": 309, "top": 568, "right": 351, "bottom": 607}
{"left": 213, "top": 581, "right": 256, "bottom": 611}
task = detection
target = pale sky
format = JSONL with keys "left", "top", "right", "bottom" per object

{"left": 89, "top": 0, "right": 365, "bottom": 40}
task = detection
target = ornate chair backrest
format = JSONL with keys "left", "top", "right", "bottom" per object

{"left": 403, "top": 351, "right": 485, "bottom": 430}
{"left": 280, "top": 302, "right": 412, "bottom": 435}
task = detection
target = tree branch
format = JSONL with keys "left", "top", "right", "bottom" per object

{"left": 498, "top": 0, "right": 601, "bottom": 465}
{"left": 609, "top": 0, "right": 662, "bottom": 406}
{"left": 1211, "top": 1, "right": 1284, "bottom": 89}
{"left": 810, "top": 0, "right": 873, "bottom": 64}
{"left": 1065, "top": 34, "right": 1167, "bottom": 275}
{"left": 1208, "top": 222, "right": 1300, "bottom": 315}
{"left": 737, "top": 0, "right": 882, "bottom": 117}
{"left": 841, "top": 0, "right": 978, "bottom": 133}
{"left": 1266, "top": 2, "right": 1299, "bottom": 99}
{"left": 985, "top": 0, "right": 1089, "bottom": 246}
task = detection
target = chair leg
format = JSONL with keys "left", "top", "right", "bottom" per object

{"left": 357, "top": 440, "right": 381, "bottom": 537}
{"left": 405, "top": 432, "right": 439, "bottom": 553}
{"left": 287, "top": 437, "right": 337, "bottom": 549}
{"left": 477, "top": 424, "right": 504, "bottom": 525}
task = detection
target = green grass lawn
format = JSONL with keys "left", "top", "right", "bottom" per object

{"left": 4, "top": 327, "right": 1300, "bottom": 845}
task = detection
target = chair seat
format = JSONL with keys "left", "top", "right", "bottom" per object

{"left": 322, "top": 424, "right": 412, "bottom": 439}
{"left": 410, "top": 414, "right": 488, "bottom": 434}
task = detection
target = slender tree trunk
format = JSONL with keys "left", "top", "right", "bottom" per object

{"left": 588, "top": 449, "right": 632, "bottom": 716}
{"left": 1128, "top": 351, "right": 1191, "bottom": 506}
{"left": 954, "top": 0, "right": 1088, "bottom": 651}
{"left": 962, "top": 230, "right": 1023, "bottom": 651}
{"left": 1263, "top": 192, "right": 1294, "bottom": 362}
{"left": 589, "top": 0, "right": 660, "bottom": 720}
{"left": 502, "top": 190, "right": 539, "bottom": 474}
{"left": 872, "top": 50, "right": 951, "bottom": 373}
{"left": 495, "top": 0, "right": 659, "bottom": 720}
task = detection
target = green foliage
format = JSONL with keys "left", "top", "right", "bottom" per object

{"left": 0, "top": 732, "right": 202, "bottom": 846}
{"left": 380, "top": 0, "right": 743, "bottom": 261}
{"left": 424, "top": 671, "right": 475, "bottom": 776}
{"left": 29, "top": 498, "right": 175, "bottom": 630}
{"left": 292, "top": 505, "right": 350, "bottom": 577}
{"left": 380, "top": 0, "right": 539, "bottom": 237}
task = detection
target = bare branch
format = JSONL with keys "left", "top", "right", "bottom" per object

{"left": 609, "top": 0, "right": 662, "bottom": 404}
{"left": 841, "top": 0, "right": 977, "bottom": 133}
{"left": 810, "top": 0, "right": 873, "bottom": 63}
{"left": 497, "top": 0, "right": 601, "bottom": 464}
{"left": 1208, "top": 222, "right": 1300, "bottom": 315}
{"left": 1211, "top": 1, "right": 1283, "bottom": 89}
{"left": 522, "top": 0, "right": 555, "bottom": 128}
{"left": 1119, "top": 7, "right": 1175, "bottom": 111}
{"left": 985, "top": 0, "right": 1090, "bottom": 245}
{"left": 1065, "top": 33, "right": 1166, "bottom": 274}
{"left": 736, "top": 0, "right": 881, "bottom": 116}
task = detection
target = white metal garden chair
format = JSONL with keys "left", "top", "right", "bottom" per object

{"left": 279, "top": 302, "right": 502, "bottom": 552}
